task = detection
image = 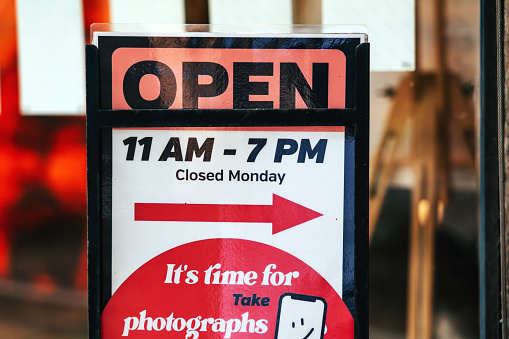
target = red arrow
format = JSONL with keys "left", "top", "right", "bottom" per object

{"left": 135, "top": 194, "right": 322, "bottom": 234}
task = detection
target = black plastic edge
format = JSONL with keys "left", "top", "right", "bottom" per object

{"left": 480, "top": 0, "right": 503, "bottom": 338}
{"left": 353, "top": 42, "right": 369, "bottom": 339}
{"left": 86, "top": 44, "right": 101, "bottom": 339}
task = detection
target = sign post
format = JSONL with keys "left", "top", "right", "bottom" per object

{"left": 87, "top": 32, "right": 369, "bottom": 339}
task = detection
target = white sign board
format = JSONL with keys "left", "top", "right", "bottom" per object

{"left": 101, "top": 126, "right": 354, "bottom": 338}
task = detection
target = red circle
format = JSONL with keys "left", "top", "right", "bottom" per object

{"left": 101, "top": 238, "right": 353, "bottom": 338}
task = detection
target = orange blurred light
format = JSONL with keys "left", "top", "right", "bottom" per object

{"left": 45, "top": 139, "right": 87, "bottom": 213}
{"left": 33, "top": 273, "right": 58, "bottom": 295}
{"left": 83, "top": 0, "right": 111, "bottom": 43}
{"left": 0, "top": 0, "right": 18, "bottom": 70}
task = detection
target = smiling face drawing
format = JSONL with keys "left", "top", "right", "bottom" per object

{"left": 274, "top": 293, "right": 327, "bottom": 339}
{"left": 292, "top": 317, "right": 315, "bottom": 338}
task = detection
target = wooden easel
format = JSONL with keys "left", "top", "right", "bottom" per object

{"left": 368, "top": 0, "right": 475, "bottom": 338}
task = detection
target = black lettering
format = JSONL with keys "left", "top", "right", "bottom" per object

{"left": 183, "top": 62, "right": 229, "bottom": 108}
{"left": 280, "top": 63, "right": 329, "bottom": 108}
{"left": 216, "top": 170, "right": 224, "bottom": 181}
{"left": 233, "top": 62, "right": 273, "bottom": 108}
{"left": 185, "top": 138, "right": 214, "bottom": 162}
{"left": 233, "top": 294, "right": 243, "bottom": 306}
{"left": 241, "top": 297, "right": 251, "bottom": 306}
{"left": 251, "top": 294, "right": 261, "bottom": 306}
{"left": 123, "top": 60, "right": 177, "bottom": 109}
{"left": 274, "top": 139, "right": 298, "bottom": 162}
{"left": 123, "top": 137, "right": 137, "bottom": 161}
{"left": 138, "top": 137, "right": 153, "bottom": 161}
{"left": 298, "top": 139, "right": 327, "bottom": 163}
{"left": 230, "top": 170, "right": 240, "bottom": 181}
{"left": 176, "top": 169, "right": 185, "bottom": 180}
{"left": 159, "top": 137, "right": 183, "bottom": 161}
{"left": 247, "top": 138, "right": 267, "bottom": 162}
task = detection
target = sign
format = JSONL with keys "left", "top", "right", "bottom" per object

{"left": 86, "top": 33, "right": 369, "bottom": 339}
{"left": 112, "top": 48, "right": 346, "bottom": 110}
{"left": 102, "top": 126, "right": 353, "bottom": 338}
{"left": 96, "top": 34, "right": 366, "bottom": 110}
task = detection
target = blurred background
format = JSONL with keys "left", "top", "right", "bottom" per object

{"left": 0, "top": 0, "right": 488, "bottom": 338}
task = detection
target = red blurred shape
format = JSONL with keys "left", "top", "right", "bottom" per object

{"left": 33, "top": 273, "right": 58, "bottom": 295}
{"left": 45, "top": 141, "right": 87, "bottom": 213}
{"left": 74, "top": 239, "right": 88, "bottom": 291}
{"left": 0, "top": 230, "right": 9, "bottom": 276}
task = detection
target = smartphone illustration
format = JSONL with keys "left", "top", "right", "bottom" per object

{"left": 274, "top": 293, "right": 327, "bottom": 339}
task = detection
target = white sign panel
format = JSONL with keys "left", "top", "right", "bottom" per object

{"left": 101, "top": 126, "right": 355, "bottom": 338}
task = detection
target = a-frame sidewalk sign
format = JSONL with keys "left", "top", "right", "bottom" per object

{"left": 86, "top": 32, "right": 369, "bottom": 339}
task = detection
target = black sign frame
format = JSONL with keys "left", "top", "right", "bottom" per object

{"left": 86, "top": 42, "right": 369, "bottom": 339}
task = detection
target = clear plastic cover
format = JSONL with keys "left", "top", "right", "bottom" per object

{"left": 90, "top": 23, "right": 368, "bottom": 46}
